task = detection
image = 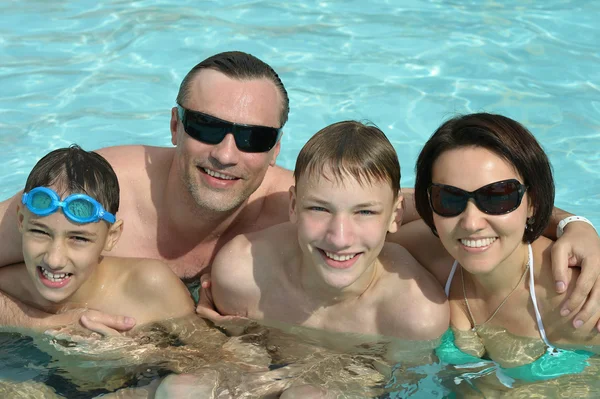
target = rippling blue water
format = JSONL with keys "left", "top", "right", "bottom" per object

{"left": 0, "top": 0, "right": 598, "bottom": 225}
{"left": 0, "top": 0, "right": 599, "bottom": 396}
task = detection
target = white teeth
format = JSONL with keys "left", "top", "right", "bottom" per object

{"left": 204, "top": 168, "right": 235, "bottom": 180}
{"left": 460, "top": 237, "right": 497, "bottom": 248}
{"left": 41, "top": 267, "right": 71, "bottom": 282}
{"left": 324, "top": 251, "right": 357, "bottom": 261}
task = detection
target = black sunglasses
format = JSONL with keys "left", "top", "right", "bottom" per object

{"left": 428, "top": 179, "right": 527, "bottom": 217}
{"left": 176, "top": 104, "right": 282, "bottom": 153}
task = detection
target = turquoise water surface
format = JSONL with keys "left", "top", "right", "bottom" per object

{"left": 1, "top": 0, "right": 599, "bottom": 397}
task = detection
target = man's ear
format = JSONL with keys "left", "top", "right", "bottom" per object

{"left": 269, "top": 138, "right": 282, "bottom": 167}
{"left": 104, "top": 219, "right": 124, "bottom": 252}
{"left": 170, "top": 107, "right": 179, "bottom": 146}
{"left": 289, "top": 185, "right": 298, "bottom": 223}
{"left": 388, "top": 193, "right": 404, "bottom": 234}
{"left": 16, "top": 204, "right": 26, "bottom": 233}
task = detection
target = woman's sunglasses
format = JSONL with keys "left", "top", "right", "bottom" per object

{"left": 428, "top": 179, "right": 527, "bottom": 217}
{"left": 177, "top": 104, "right": 282, "bottom": 153}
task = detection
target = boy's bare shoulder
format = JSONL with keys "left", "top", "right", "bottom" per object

{"left": 211, "top": 223, "right": 297, "bottom": 316}
{"left": 218, "top": 222, "right": 297, "bottom": 262}
{"left": 212, "top": 222, "right": 296, "bottom": 284}
{"left": 376, "top": 243, "right": 449, "bottom": 340}
{"left": 105, "top": 256, "right": 194, "bottom": 321}
{"left": 104, "top": 257, "right": 184, "bottom": 292}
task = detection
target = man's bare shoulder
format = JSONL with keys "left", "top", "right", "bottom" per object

{"left": 260, "top": 166, "right": 294, "bottom": 215}
{"left": 215, "top": 222, "right": 297, "bottom": 270}
{"left": 376, "top": 243, "right": 449, "bottom": 340}
{"left": 95, "top": 145, "right": 174, "bottom": 186}
{"left": 263, "top": 165, "right": 294, "bottom": 195}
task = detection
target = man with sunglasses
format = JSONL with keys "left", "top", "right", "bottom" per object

{"left": 0, "top": 51, "right": 599, "bottom": 335}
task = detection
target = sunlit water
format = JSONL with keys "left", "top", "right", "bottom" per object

{"left": 1, "top": 0, "right": 599, "bottom": 397}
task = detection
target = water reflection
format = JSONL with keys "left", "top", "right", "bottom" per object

{"left": 1, "top": 318, "right": 599, "bottom": 398}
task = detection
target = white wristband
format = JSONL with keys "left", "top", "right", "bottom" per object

{"left": 556, "top": 216, "right": 597, "bottom": 238}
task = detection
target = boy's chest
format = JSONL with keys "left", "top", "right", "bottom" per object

{"left": 255, "top": 291, "right": 380, "bottom": 337}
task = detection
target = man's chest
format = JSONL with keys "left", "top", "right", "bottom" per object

{"left": 109, "top": 229, "right": 221, "bottom": 281}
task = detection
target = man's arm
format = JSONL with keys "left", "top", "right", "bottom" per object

{"left": 0, "top": 290, "right": 54, "bottom": 331}
{"left": 0, "top": 193, "right": 26, "bottom": 267}
{"left": 546, "top": 207, "right": 600, "bottom": 329}
{"left": 0, "top": 290, "right": 134, "bottom": 335}
{"left": 399, "top": 188, "right": 419, "bottom": 224}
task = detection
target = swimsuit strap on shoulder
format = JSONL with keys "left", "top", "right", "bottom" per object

{"left": 445, "top": 261, "right": 459, "bottom": 297}
{"left": 527, "top": 243, "right": 553, "bottom": 348}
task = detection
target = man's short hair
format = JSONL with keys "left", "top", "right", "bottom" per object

{"left": 294, "top": 121, "right": 401, "bottom": 197}
{"left": 24, "top": 145, "right": 120, "bottom": 215}
{"left": 176, "top": 51, "right": 289, "bottom": 128}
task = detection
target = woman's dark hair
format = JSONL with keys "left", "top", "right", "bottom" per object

{"left": 414, "top": 113, "right": 554, "bottom": 243}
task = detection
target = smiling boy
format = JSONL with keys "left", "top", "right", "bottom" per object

{"left": 0, "top": 146, "right": 194, "bottom": 332}
{"left": 209, "top": 121, "right": 449, "bottom": 346}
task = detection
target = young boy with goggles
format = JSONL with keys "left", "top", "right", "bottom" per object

{"left": 0, "top": 145, "right": 194, "bottom": 334}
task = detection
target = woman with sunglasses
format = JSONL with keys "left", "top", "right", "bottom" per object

{"left": 0, "top": 145, "right": 194, "bottom": 334}
{"left": 413, "top": 113, "right": 598, "bottom": 388}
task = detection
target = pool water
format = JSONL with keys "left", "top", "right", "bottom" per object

{"left": 1, "top": 0, "right": 599, "bottom": 397}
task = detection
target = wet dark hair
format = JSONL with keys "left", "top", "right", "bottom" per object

{"left": 176, "top": 51, "right": 289, "bottom": 128}
{"left": 295, "top": 121, "right": 401, "bottom": 198}
{"left": 414, "top": 113, "right": 554, "bottom": 243}
{"left": 24, "top": 145, "right": 119, "bottom": 215}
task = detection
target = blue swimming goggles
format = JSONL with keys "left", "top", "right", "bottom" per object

{"left": 21, "top": 187, "right": 116, "bottom": 224}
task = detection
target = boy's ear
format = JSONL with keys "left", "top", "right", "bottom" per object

{"left": 289, "top": 185, "right": 298, "bottom": 223}
{"left": 388, "top": 193, "right": 404, "bottom": 234}
{"left": 103, "top": 219, "right": 124, "bottom": 251}
{"left": 16, "top": 204, "right": 26, "bottom": 233}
